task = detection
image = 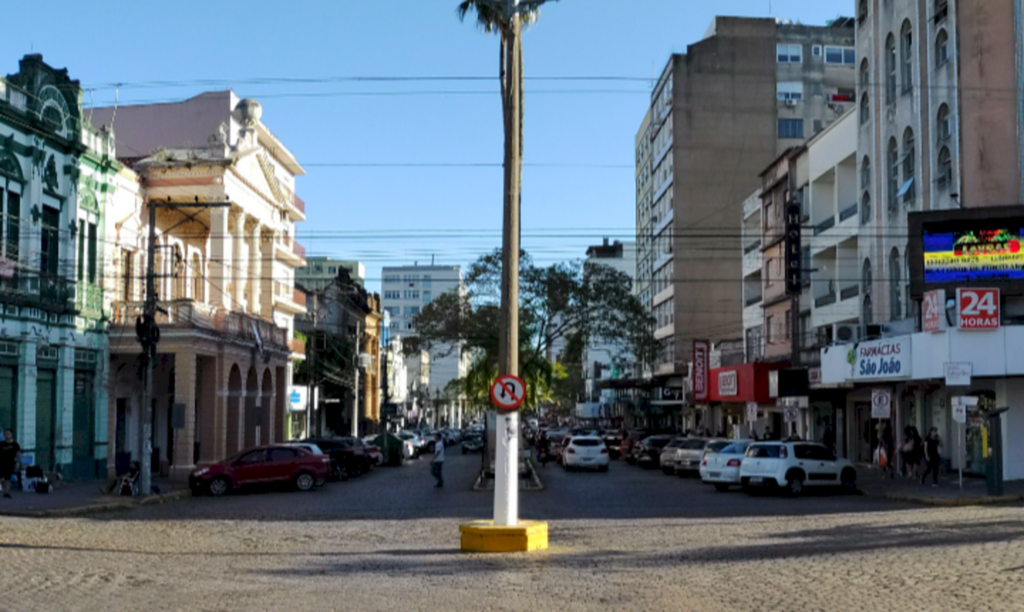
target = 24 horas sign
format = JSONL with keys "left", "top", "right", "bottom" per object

{"left": 848, "top": 337, "right": 912, "bottom": 381}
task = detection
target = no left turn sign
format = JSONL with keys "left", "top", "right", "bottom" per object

{"left": 490, "top": 375, "right": 526, "bottom": 411}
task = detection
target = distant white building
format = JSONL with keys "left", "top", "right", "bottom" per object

{"left": 381, "top": 264, "right": 467, "bottom": 403}
{"left": 583, "top": 240, "right": 636, "bottom": 408}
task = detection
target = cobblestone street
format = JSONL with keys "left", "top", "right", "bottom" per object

{"left": 2, "top": 453, "right": 1023, "bottom": 611}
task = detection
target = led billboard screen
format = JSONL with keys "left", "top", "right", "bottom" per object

{"left": 923, "top": 227, "right": 1024, "bottom": 283}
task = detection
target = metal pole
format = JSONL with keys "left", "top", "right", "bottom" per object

{"left": 138, "top": 201, "right": 157, "bottom": 497}
{"left": 495, "top": 1, "right": 522, "bottom": 527}
{"left": 352, "top": 320, "right": 361, "bottom": 438}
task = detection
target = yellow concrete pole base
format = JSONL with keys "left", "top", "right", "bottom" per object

{"left": 459, "top": 520, "right": 549, "bottom": 553}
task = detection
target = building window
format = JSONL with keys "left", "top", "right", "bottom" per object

{"left": 766, "top": 315, "right": 775, "bottom": 343}
{"left": 937, "top": 104, "right": 951, "bottom": 141}
{"left": 863, "top": 295, "right": 873, "bottom": 325}
{"left": 825, "top": 46, "right": 856, "bottom": 65}
{"left": 2, "top": 189, "right": 18, "bottom": 264}
{"left": 422, "top": 274, "right": 432, "bottom": 287}
{"left": 935, "top": 0, "right": 948, "bottom": 22}
{"left": 887, "top": 138, "right": 899, "bottom": 214}
{"left": 862, "top": 258, "right": 872, "bottom": 294}
{"left": 77, "top": 220, "right": 85, "bottom": 282}
{"left": 40, "top": 206, "right": 59, "bottom": 278}
{"left": 406, "top": 306, "right": 419, "bottom": 316}
{"left": 860, "top": 92, "right": 870, "bottom": 124}
{"left": 938, "top": 146, "right": 953, "bottom": 189}
{"left": 778, "top": 119, "right": 804, "bottom": 139}
{"left": 859, "top": 0, "right": 868, "bottom": 22}
{"left": 328, "top": 266, "right": 336, "bottom": 274}
{"left": 777, "top": 82, "right": 803, "bottom": 101}
{"left": 902, "top": 128, "right": 916, "bottom": 203}
{"left": 422, "top": 290, "right": 432, "bottom": 303}
{"left": 777, "top": 44, "right": 802, "bottom": 63}
{"left": 87, "top": 222, "right": 97, "bottom": 284}
{"left": 885, "top": 34, "right": 897, "bottom": 104}
{"left": 812, "top": 45, "right": 822, "bottom": 58}
{"left": 861, "top": 156, "right": 871, "bottom": 189}
{"left": 936, "top": 29, "right": 949, "bottom": 66}
{"left": 860, "top": 59, "right": 870, "bottom": 89}
{"left": 861, "top": 192, "right": 872, "bottom": 225}
{"left": 900, "top": 21, "right": 913, "bottom": 93}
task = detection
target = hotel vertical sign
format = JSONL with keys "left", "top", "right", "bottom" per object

{"left": 785, "top": 202, "right": 803, "bottom": 296}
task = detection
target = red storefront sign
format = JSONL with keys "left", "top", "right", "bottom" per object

{"left": 708, "top": 362, "right": 789, "bottom": 403}
{"left": 923, "top": 289, "right": 946, "bottom": 333}
{"left": 692, "top": 340, "right": 709, "bottom": 401}
{"left": 957, "top": 288, "right": 1000, "bottom": 330}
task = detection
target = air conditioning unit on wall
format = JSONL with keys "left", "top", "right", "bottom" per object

{"left": 833, "top": 323, "right": 860, "bottom": 343}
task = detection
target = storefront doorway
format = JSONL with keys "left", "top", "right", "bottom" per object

{"left": 72, "top": 370, "right": 95, "bottom": 479}
{"left": 35, "top": 369, "right": 56, "bottom": 471}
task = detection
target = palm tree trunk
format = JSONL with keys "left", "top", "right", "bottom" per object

{"left": 498, "top": 15, "right": 522, "bottom": 379}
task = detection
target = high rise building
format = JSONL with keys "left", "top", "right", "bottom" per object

{"left": 297, "top": 257, "right": 365, "bottom": 291}
{"left": 635, "top": 17, "right": 857, "bottom": 389}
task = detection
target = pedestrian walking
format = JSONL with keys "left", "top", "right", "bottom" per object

{"left": 430, "top": 433, "right": 444, "bottom": 488}
{"left": 0, "top": 429, "right": 21, "bottom": 499}
{"left": 921, "top": 427, "right": 942, "bottom": 487}
{"left": 900, "top": 426, "right": 922, "bottom": 479}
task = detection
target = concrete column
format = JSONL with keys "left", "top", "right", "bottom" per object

{"left": 94, "top": 338, "right": 109, "bottom": 476}
{"left": 248, "top": 221, "right": 261, "bottom": 317}
{"left": 171, "top": 351, "right": 197, "bottom": 480}
{"left": 209, "top": 207, "right": 232, "bottom": 309}
{"left": 197, "top": 355, "right": 219, "bottom": 464}
{"left": 56, "top": 344, "right": 75, "bottom": 471}
{"left": 17, "top": 340, "right": 37, "bottom": 460}
{"left": 233, "top": 214, "right": 248, "bottom": 313}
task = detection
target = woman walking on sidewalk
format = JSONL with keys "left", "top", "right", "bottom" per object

{"left": 921, "top": 427, "right": 942, "bottom": 487}
{"left": 430, "top": 434, "right": 445, "bottom": 488}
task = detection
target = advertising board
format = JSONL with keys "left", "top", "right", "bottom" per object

{"left": 923, "top": 289, "right": 946, "bottom": 333}
{"left": 693, "top": 340, "right": 709, "bottom": 401}
{"left": 718, "top": 370, "right": 738, "bottom": 397}
{"left": 849, "top": 337, "right": 912, "bottom": 381}
{"left": 957, "top": 288, "right": 1000, "bottom": 330}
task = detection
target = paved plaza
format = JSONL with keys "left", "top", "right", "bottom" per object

{"left": 1, "top": 453, "right": 1022, "bottom": 611}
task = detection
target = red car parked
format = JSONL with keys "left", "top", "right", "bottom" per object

{"left": 189, "top": 445, "right": 331, "bottom": 496}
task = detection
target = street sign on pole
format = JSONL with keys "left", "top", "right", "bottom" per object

{"left": 871, "top": 388, "right": 892, "bottom": 419}
{"left": 490, "top": 375, "right": 526, "bottom": 411}
{"left": 746, "top": 402, "right": 758, "bottom": 423}
{"left": 784, "top": 406, "right": 799, "bottom": 424}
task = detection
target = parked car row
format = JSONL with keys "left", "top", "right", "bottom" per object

{"left": 617, "top": 431, "right": 859, "bottom": 497}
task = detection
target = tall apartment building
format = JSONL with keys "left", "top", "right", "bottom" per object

{"left": 296, "top": 257, "right": 365, "bottom": 291}
{"left": 634, "top": 110, "right": 654, "bottom": 321}
{"left": 381, "top": 264, "right": 466, "bottom": 403}
{"left": 856, "top": 0, "right": 1024, "bottom": 326}
{"left": 635, "top": 16, "right": 857, "bottom": 384}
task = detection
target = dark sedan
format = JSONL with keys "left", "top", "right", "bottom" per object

{"left": 300, "top": 437, "right": 373, "bottom": 480}
{"left": 633, "top": 435, "right": 675, "bottom": 469}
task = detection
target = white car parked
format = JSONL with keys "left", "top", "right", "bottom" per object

{"left": 699, "top": 440, "right": 753, "bottom": 491}
{"left": 739, "top": 441, "right": 857, "bottom": 496}
{"left": 562, "top": 436, "right": 610, "bottom": 472}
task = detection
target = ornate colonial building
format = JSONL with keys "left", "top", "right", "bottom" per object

{"left": 91, "top": 92, "right": 307, "bottom": 479}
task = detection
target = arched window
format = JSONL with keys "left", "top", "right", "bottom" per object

{"left": 937, "top": 104, "right": 951, "bottom": 141}
{"left": 863, "top": 295, "right": 873, "bottom": 325}
{"left": 902, "top": 128, "right": 916, "bottom": 203}
{"left": 861, "top": 156, "right": 871, "bottom": 189}
{"left": 173, "top": 245, "right": 185, "bottom": 301}
{"left": 901, "top": 21, "right": 913, "bottom": 93}
{"left": 936, "top": 29, "right": 949, "bottom": 66}
{"left": 887, "top": 138, "right": 899, "bottom": 214}
{"left": 859, "top": 0, "right": 868, "bottom": 21}
{"left": 860, "top": 92, "right": 870, "bottom": 124}
{"left": 889, "top": 247, "right": 902, "bottom": 320}
{"left": 885, "top": 34, "right": 897, "bottom": 104}
{"left": 938, "top": 146, "right": 953, "bottom": 189}
{"left": 860, "top": 59, "right": 870, "bottom": 90}
{"left": 861, "top": 191, "right": 872, "bottom": 225}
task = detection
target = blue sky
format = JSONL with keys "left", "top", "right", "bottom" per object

{"left": 3, "top": 0, "right": 850, "bottom": 293}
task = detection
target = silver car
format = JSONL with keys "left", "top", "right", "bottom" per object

{"left": 673, "top": 438, "right": 713, "bottom": 476}
{"left": 659, "top": 437, "right": 690, "bottom": 475}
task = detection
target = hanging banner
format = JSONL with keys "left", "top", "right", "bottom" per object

{"left": 693, "top": 340, "right": 709, "bottom": 401}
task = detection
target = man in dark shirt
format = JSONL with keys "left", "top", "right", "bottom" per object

{"left": 0, "top": 429, "right": 21, "bottom": 498}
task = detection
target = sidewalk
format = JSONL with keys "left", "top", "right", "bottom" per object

{"left": 857, "top": 463, "right": 1024, "bottom": 506}
{"left": 0, "top": 476, "right": 191, "bottom": 517}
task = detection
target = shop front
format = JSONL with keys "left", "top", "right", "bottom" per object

{"left": 822, "top": 326, "right": 1024, "bottom": 478}
{"left": 708, "top": 362, "right": 788, "bottom": 439}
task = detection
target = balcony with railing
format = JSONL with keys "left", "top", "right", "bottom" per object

{"left": 0, "top": 274, "right": 77, "bottom": 314}
{"left": 76, "top": 283, "right": 103, "bottom": 316}
{"left": 110, "top": 299, "right": 289, "bottom": 352}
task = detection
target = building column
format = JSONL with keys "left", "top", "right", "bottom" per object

{"left": 233, "top": 214, "right": 249, "bottom": 313}
{"left": 56, "top": 343, "right": 75, "bottom": 472}
{"left": 261, "top": 230, "right": 275, "bottom": 320}
{"left": 170, "top": 351, "right": 197, "bottom": 480}
{"left": 197, "top": 355, "right": 219, "bottom": 465}
{"left": 248, "top": 220, "right": 261, "bottom": 317}
{"left": 209, "top": 207, "right": 232, "bottom": 309}
{"left": 17, "top": 340, "right": 37, "bottom": 462}
{"left": 94, "top": 338, "right": 109, "bottom": 478}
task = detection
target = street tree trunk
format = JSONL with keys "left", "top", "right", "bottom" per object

{"left": 498, "top": 15, "right": 521, "bottom": 380}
